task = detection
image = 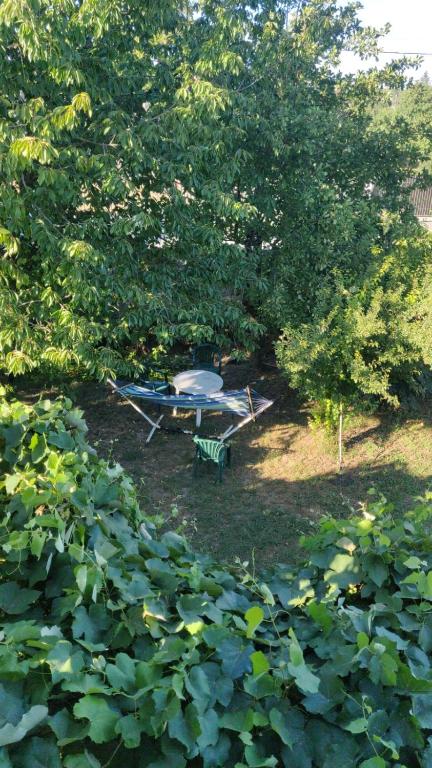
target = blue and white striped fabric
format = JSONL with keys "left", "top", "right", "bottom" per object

{"left": 114, "top": 382, "right": 269, "bottom": 418}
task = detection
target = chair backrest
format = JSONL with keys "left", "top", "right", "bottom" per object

{"left": 193, "top": 436, "right": 225, "bottom": 461}
{"left": 192, "top": 343, "right": 222, "bottom": 375}
{"left": 138, "top": 364, "right": 170, "bottom": 394}
{"left": 140, "top": 379, "right": 170, "bottom": 394}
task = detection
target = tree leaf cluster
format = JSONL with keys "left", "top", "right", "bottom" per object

{"left": 0, "top": 0, "right": 267, "bottom": 378}
{"left": 1, "top": 0, "right": 431, "bottom": 400}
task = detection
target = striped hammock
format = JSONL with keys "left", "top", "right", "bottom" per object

{"left": 114, "top": 382, "right": 270, "bottom": 417}
{"left": 108, "top": 378, "right": 273, "bottom": 443}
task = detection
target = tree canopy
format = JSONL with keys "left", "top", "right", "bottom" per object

{"left": 1, "top": 0, "right": 432, "bottom": 409}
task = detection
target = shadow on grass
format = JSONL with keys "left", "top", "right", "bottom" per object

{"left": 344, "top": 400, "right": 432, "bottom": 448}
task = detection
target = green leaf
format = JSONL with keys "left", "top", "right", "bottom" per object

{"left": 0, "top": 681, "right": 25, "bottom": 725}
{"left": 245, "top": 606, "right": 264, "bottom": 638}
{"left": 115, "top": 714, "right": 144, "bottom": 748}
{"left": 185, "top": 665, "right": 211, "bottom": 708}
{"left": 243, "top": 672, "right": 278, "bottom": 699}
{"left": 30, "top": 532, "right": 47, "bottom": 558}
{"left": 421, "top": 572, "right": 432, "bottom": 600}
{"left": 177, "top": 594, "right": 206, "bottom": 624}
{"left": 412, "top": 694, "right": 432, "bottom": 728}
{"left": 0, "top": 582, "right": 40, "bottom": 614}
{"left": 168, "top": 706, "right": 200, "bottom": 751}
{"left": 289, "top": 629, "right": 304, "bottom": 666}
{"left": 201, "top": 733, "right": 231, "bottom": 767}
{"left": 269, "top": 708, "right": 294, "bottom": 747}
{"left": 75, "top": 565, "right": 87, "bottom": 593}
{"left": 258, "top": 583, "right": 275, "bottom": 606}
{"left": 288, "top": 662, "right": 321, "bottom": 695}
{"left": 2, "top": 424, "right": 24, "bottom": 449}
{"left": 218, "top": 637, "right": 253, "bottom": 679}
{"left": 30, "top": 433, "right": 47, "bottom": 462}
{"left": 343, "top": 717, "right": 368, "bottom": 734}
{"left": 153, "top": 637, "right": 187, "bottom": 663}
{"left": 0, "top": 706, "right": 48, "bottom": 747}
{"left": 48, "top": 709, "right": 89, "bottom": 746}
{"left": 73, "top": 696, "right": 118, "bottom": 744}
{"left": 197, "top": 708, "right": 219, "bottom": 750}
{"left": 250, "top": 651, "right": 269, "bottom": 676}
{"left": 11, "top": 736, "right": 61, "bottom": 768}
{"left": 147, "top": 757, "right": 186, "bottom": 768}
{"left": 105, "top": 653, "right": 136, "bottom": 693}
{"left": 359, "top": 759, "right": 386, "bottom": 768}
{"left": 145, "top": 558, "right": 178, "bottom": 591}
{"left": 244, "top": 745, "right": 277, "bottom": 767}
{"left": 307, "top": 601, "right": 333, "bottom": 633}
{"left": 364, "top": 555, "right": 388, "bottom": 587}
{"left": 71, "top": 605, "right": 111, "bottom": 644}
{"left": 47, "top": 430, "right": 75, "bottom": 450}
{"left": 221, "top": 709, "right": 254, "bottom": 733}
{"left": 46, "top": 641, "right": 84, "bottom": 683}
{"left": 64, "top": 753, "right": 101, "bottom": 768}
{"left": 324, "top": 554, "right": 360, "bottom": 589}
{"left": 4, "top": 475, "right": 20, "bottom": 495}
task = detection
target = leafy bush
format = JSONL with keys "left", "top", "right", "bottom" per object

{"left": 276, "top": 228, "right": 432, "bottom": 414}
{"left": 2, "top": 392, "right": 432, "bottom": 767}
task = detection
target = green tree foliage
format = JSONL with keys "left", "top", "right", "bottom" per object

{"left": 276, "top": 221, "right": 432, "bottom": 415}
{"left": 372, "top": 74, "right": 432, "bottom": 175}
{"left": 235, "top": 5, "right": 416, "bottom": 332}
{"left": 248, "top": 8, "right": 432, "bottom": 414}
{"left": 3, "top": 393, "right": 432, "bottom": 765}
{"left": 0, "top": 0, "right": 267, "bottom": 377}
{"left": 1, "top": 0, "right": 432, "bottom": 414}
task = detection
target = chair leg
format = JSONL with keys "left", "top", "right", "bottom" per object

{"left": 218, "top": 461, "right": 224, "bottom": 483}
{"left": 226, "top": 446, "right": 231, "bottom": 467}
{"left": 193, "top": 451, "right": 200, "bottom": 478}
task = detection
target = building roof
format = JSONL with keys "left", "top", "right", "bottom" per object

{"left": 410, "top": 186, "right": 432, "bottom": 217}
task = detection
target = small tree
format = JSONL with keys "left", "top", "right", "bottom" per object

{"left": 276, "top": 227, "right": 432, "bottom": 468}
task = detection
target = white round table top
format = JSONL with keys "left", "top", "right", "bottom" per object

{"left": 172, "top": 369, "right": 223, "bottom": 395}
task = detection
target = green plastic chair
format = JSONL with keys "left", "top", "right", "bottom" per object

{"left": 139, "top": 378, "right": 169, "bottom": 394}
{"left": 138, "top": 370, "right": 170, "bottom": 413}
{"left": 138, "top": 366, "right": 170, "bottom": 395}
{"left": 193, "top": 436, "right": 231, "bottom": 482}
{"left": 192, "top": 344, "right": 222, "bottom": 375}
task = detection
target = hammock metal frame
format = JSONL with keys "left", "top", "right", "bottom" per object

{"left": 107, "top": 378, "right": 273, "bottom": 444}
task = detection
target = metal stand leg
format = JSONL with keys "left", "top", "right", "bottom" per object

{"left": 196, "top": 408, "right": 202, "bottom": 428}
{"left": 146, "top": 414, "right": 164, "bottom": 443}
{"left": 173, "top": 388, "right": 178, "bottom": 416}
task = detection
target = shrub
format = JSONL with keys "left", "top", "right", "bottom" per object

{"left": 276, "top": 228, "right": 432, "bottom": 415}
{"left": 1, "top": 391, "right": 432, "bottom": 766}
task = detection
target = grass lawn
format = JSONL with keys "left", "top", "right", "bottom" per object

{"left": 17, "top": 360, "right": 432, "bottom": 569}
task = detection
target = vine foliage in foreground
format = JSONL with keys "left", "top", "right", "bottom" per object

{"left": 1, "top": 391, "right": 432, "bottom": 766}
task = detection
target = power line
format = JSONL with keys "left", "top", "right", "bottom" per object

{"left": 343, "top": 50, "right": 432, "bottom": 57}
{"left": 381, "top": 51, "right": 432, "bottom": 56}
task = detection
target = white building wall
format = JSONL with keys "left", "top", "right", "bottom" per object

{"left": 419, "top": 217, "right": 432, "bottom": 231}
